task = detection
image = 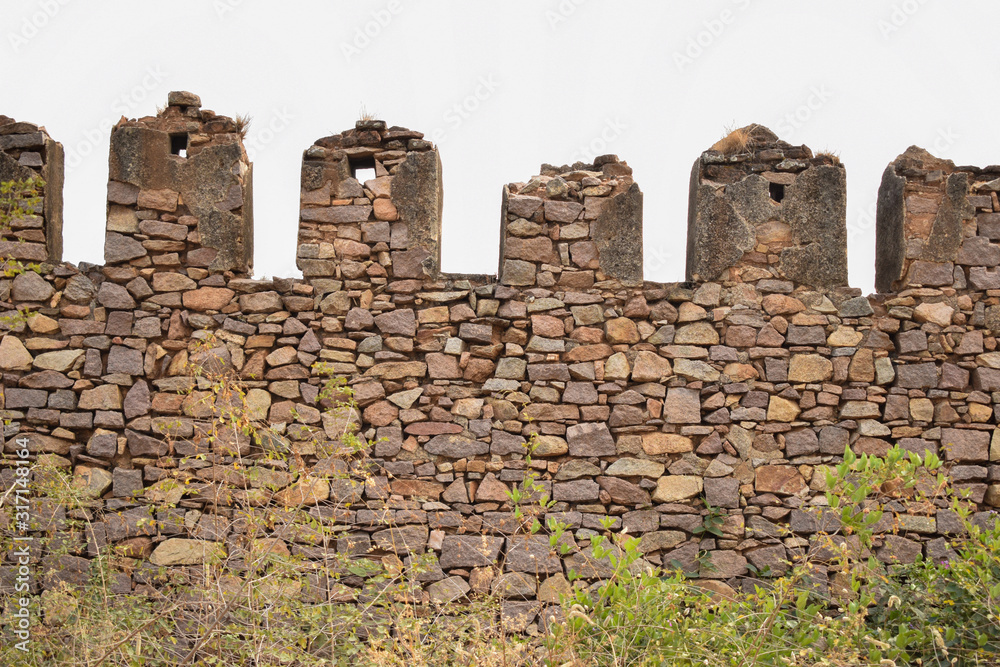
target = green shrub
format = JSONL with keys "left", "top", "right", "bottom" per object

{"left": 545, "top": 445, "right": 1000, "bottom": 666}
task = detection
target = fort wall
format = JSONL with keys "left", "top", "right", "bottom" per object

{"left": 3, "top": 95, "right": 1000, "bottom": 630}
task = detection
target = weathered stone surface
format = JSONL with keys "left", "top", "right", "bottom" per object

{"left": 687, "top": 179, "right": 754, "bottom": 282}
{"left": 566, "top": 422, "right": 616, "bottom": 457}
{"left": 274, "top": 477, "right": 330, "bottom": 506}
{"left": 149, "top": 539, "right": 224, "bottom": 566}
{"left": 439, "top": 535, "right": 504, "bottom": 568}
{"left": 72, "top": 466, "right": 113, "bottom": 499}
{"left": 788, "top": 354, "right": 832, "bottom": 383}
{"left": 755, "top": 467, "right": 807, "bottom": 495}
{"left": 12, "top": 271, "right": 54, "bottom": 302}
{"left": 704, "top": 477, "right": 740, "bottom": 508}
{"left": 374, "top": 309, "right": 416, "bottom": 336}
{"left": 642, "top": 432, "right": 693, "bottom": 455}
{"left": 699, "top": 550, "right": 748, "bottom": 579}
{"left": 638, "top": 531, "right": 686, "bottom": 554}
{"left": 505, "top": 536, "right": 563, "bottom": 574}
{"left": 427, "top": 576, "right": 470, "bottom": 604}
{"left": 767, "top": 396, "right": 800, "bottom": 422}
{"left": 0, "top": 335, "right": 33, "bottom": 370}
{"left": 778, "top": 165, "right": 848, "bottom": 288}
{"left": 182, "top": 287, "right": 235, "bottom": 311}
{"left": 553, "top": 479, "right": 600, "bottom": 502}
{"left": 913, "top": 302, "right": 954, "bottom": 327}
{"left": 674, "top": 322, "right": 719, "bottom": 345}
{"left": 105, "top": 232, "right": 147, "bottom": 263}
{"left": 652, "top": 475, "right": 703, "bottom": 503}
{"left": 78, "top": 384, "right": 121, "bottom": 410}
{"left": 425, "top": 434, "right": 489, "bottom": 458}
{"left": 598, "top": 477, "right": 651, "bottom": 504}
{"left": 372, "top": 525, "right": 429, "bottom": 554}
{"left": 664, "top": 388, "right": 701, "bottom": 424}
{"left": 631, "top": 351, "right": 672, "bottom": 382}
{"left": 941, "top": 429, "right": 989, "bottom": 462}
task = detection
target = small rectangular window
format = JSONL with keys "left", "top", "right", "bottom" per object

{"left": 170, "top": 133, "right": 188, "bottom": 158}
{"left": 769, "top": 182, "right": 785, "bottom": 202}
{"left": 349, "top": 156, "right": 376, "bottom": 184}
{"left": 353, "top": 166, "right": 376, "bottom": 183}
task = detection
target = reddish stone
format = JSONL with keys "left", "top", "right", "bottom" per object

{"left": 182, "top": 287, "right": 234, "bottom": 311}
{"left": 755, "top": 467, "right": 807, "bottom": 495}
{"left": 363, "top": 400, "right": 398, "bottom": 427}
{"left": 390, "top": 480, "right": 444, "bottom": 500}
{"left": 426, "top": 353, "right": 461, "bottom": 379}
{"left": 531, "top": 315, "right": 565, "bottom": 338}
{"left": 405, "top": 422, "right": 463, "bottom": 436}
{"left": 474, "top": 474, "right": 510, "bottom": 502}
{"left": 463, "top": 358, "right": 496, "bottom": 382}
{"left": 505, "top": 236, "right": 556, "bottom": 263}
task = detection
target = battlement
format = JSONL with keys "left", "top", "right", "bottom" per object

{"left": 297, "top": 120, "right": 442, "bottom": 282}
{"left": 105, "top": 92, "right": 253, "bottom": 275}
{"left": 876, "top": 146, "right": 1000, "bottom": 293}
{"left": 5, "top": 94, "right": 1000, "bottom": 624}
{"left": 4, "top": 95, "right": 1000, "bottom": 296}
{"left": 0, "top": 115, "right": 63, "bottom": 264}
{"left": 687, "top": 125, "right": 847, "bottom": 289}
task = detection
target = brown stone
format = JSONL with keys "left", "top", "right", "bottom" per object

{"left": 642, "top": 432, "right": 693, "bottom": 455}
{"left": 631, "top": 351, "right": 672, "bottom": 382}
{"left": 788, "top": 354, "right": 833, "bottom": 383}
{"left": 652, "top": 476, "right": 702, "bottom": 503}
{"left": 664, "top": 388, "right": 701, "bottom": 424}
{"left": 182, "top": 287, "right": 235, "bottom": 311}
{"left": 755, "top": 466, "right": 807, "bottom": 495}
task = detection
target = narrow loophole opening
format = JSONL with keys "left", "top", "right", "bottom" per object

{"left": 353, "top": 166, "right": 376, "bottom": 183}
{"left": 170, "top": 133, "right": 189, "bottom": 158}
{"left": 769, "top": 182, "right": 785, "bottom": 202}
{"left": 349, "top": 155, "right": 376, "bottom": 184}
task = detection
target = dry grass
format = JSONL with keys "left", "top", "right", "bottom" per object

{"left": 234, "top": 113, "right": 252, "bottom": 139}
{"left": 711, "top": 123, "right": 761, "bottom": 156}
{"left": 359, "top": 104, "right": 379, "bottom": 122}
{"left": 817, "top": 149, "right": 841, "bottom": 165}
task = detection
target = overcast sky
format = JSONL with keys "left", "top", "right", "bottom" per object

{"left": 4, "top": 0, "right": 998, "bottom": 294}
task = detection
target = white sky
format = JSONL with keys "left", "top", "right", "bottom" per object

{"left": 3, "top": 0, "right": 998, "bottom": 294}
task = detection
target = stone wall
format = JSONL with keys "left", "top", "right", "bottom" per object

{"left": 3, "top": 95, "right": 1000, "bottom": 632}
{"left": 0, "top": 115, "right": 63, "bottom": 264}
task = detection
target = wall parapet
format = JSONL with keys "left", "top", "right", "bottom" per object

{"left": 0, "top": 115, "right": 63, "bottom": 264}
{"left": 687, "top": 124, "right": 847, "bottom": 290}
{"left": 876, "top": 146, "right": 1000, "bottom": 294}
{"left": 297, "top": 120, "right": 442, "bottom": 284}
{"left": 4, "top": 94, "right": 1000, "bottom": 632}
{"left": 105, "top": 91, "right": 253, "bottom": 275}
{"left": 500, "top": 155, "right": 642, "bottom": 288}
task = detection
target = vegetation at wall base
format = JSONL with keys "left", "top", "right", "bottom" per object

{"left": 4, "top": 363, "right": 1000, "bottom": 667}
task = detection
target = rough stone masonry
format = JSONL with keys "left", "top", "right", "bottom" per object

{"left": 2, "top": 97, "right": 1000, "bottom": 633}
